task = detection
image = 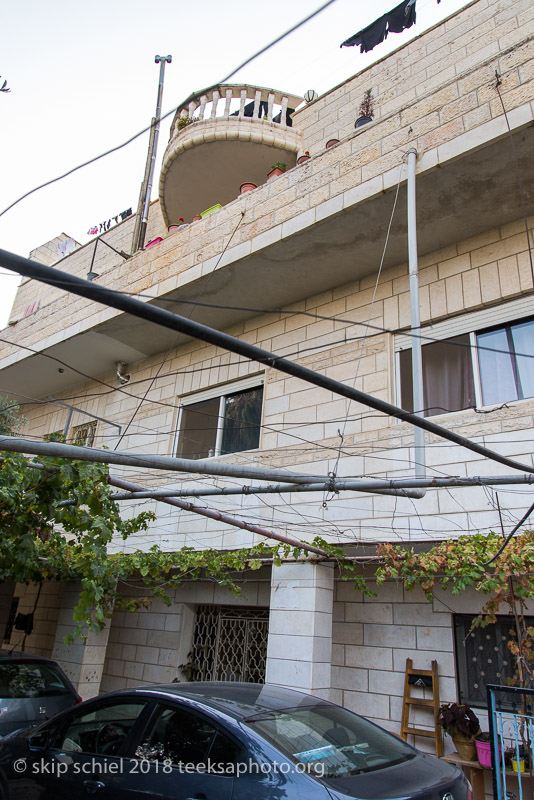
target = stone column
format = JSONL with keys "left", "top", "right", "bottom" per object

{"left": 51, "top": 583, "right": 111, "bottom": 700}
{"left": 265, "top": 562, "right": 334, "bottom": 700}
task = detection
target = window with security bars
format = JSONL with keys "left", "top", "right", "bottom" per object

{"left": 454, "top": 614, "right": 534, "bottom": 708}
{"left": 72, "top": 420, "right": 97, "bottom": 447}
{"left": 186, "top": 605, "right": 269, "bottom": 683}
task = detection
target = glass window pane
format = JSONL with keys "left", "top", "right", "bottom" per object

{"left": 136, "top": 705, "right": 217, "bottom": 766}
{"left": 247, "top": 704, "right": 414, "bottom": 779}
{"left": 176, "top": 397, "right": 220, "bottom": 459}
{"left": 399, "top": 335, "right": 474, "bottom": 416}
{"left": 477, "top": 328, "right": 518, "bottom": 405}
{"left": 59, "top": 702, "right": 146, "bottom": 755}
{"left": 511, "top": 320, "right": 534, "bottom": 399}
{"left": 221, "top": 387, "right": 262, "bottom": 455}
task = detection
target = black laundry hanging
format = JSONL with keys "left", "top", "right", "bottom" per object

{"left": 341, "top": 0, "right": 416, "bottom": 53}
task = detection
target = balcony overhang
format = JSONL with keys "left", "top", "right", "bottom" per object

{"left": 1, "top": 122, "right": 533, "bottom": 401}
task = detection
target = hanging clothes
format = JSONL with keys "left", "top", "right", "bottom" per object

{"left": 387, "top": 0, "right": 416, "bottom": 33}
{"left": 341, "top": 0, "right": 416, "bottom": 52}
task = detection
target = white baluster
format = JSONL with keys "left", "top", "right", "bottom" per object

{"left": 253, "top": 89, "right": 261, "bottom": 119}
{"left": 239, "top": 89, "right": 246, "bottom": 118}
{"left": 280, "top": 96, "right": 288, "bottom": 128}
{"left": 188, "top": 101, "right": 196, "bottom": 119}
{"left": 211, "top": 89, "right": 220, "bottom": 118}
{"left": 267, "top": 93, "right": 274, "bottom": 122}
{"left": 224, "top": 89, "right": 232, "bottom": 118}
{"left": 199, "top": 95, "right": 208, "bottom": 120}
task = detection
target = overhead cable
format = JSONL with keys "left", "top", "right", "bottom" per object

{"left": 2, "top": 248, "right": 534, "bottom": 477}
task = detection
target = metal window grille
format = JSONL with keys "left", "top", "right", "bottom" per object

{"left": 72, "top": 420, "right": 97, "bottom": 447}
{"left": 454, "top": 614, "right": 534, "bottom": 708}
{"left": 187, "top": 605, "right": 269, "bottom": 683}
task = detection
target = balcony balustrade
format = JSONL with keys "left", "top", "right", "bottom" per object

{"left": 159, "top": 84, "right": 303, "bottom": 225}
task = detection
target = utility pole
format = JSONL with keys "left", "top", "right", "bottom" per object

{"left": 132, "top": 55, "right": 172, "bottom": 253}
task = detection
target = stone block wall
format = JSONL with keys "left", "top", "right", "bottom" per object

{"left": 331, "top": 579, "right": 505, "bottom": 749}
{"left": 4, "top": 581, "right": 63, "bottom": 657}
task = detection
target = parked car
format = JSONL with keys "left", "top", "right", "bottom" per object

{"left": 0, "top": 681, "right": 472, "bottom": 799}
{"left": 0, "top": 650, "right": 81, "bottom": 738}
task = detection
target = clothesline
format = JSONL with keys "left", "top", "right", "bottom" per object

{"left": 87, "top": 207, "right": 132, "bottom": 236}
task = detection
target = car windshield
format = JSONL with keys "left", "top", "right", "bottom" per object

{"left": 0, "top": 662, "right": 71, "bottom": 699}
{"left": 246, "top": 703, "right": 415, "bottom": 778}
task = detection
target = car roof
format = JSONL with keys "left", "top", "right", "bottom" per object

{"left": 0, "top": 649, "right": 59, "bottom": 664}
{"left": 108, "top": 682, "right": 328, "bottom": 722}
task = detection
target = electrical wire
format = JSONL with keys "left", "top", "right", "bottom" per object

{"left": 0, "top": 0, "right": 338, "bottom": 221}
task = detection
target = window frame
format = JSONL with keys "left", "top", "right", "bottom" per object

{"left": 173, "top": 376, "right": 264, "bottom": 460}
{"left": 396, "top": 312, "right": 534, "bottom": 417}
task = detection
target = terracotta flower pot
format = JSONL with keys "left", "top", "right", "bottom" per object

{"left": 192, "top": 215, "right": 202, "bottom": 221}
{"left": 240, "top": 182, "right": 257, "bottom": 193}
{"left": 297, "top": 154, "right": 311, "bottom": 165}
{"left": 268, "top": 167, "right": 285, "bottom": 179}
{"left": 326, "top": 138, "right": 340, "bottom": 148}
{"left": 355, "top": 115, "right": 373, "bottom": 128}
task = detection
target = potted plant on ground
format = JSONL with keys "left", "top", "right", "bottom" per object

{"left": 437, "top": 702, "right": 481, "bottom": 761}
{"left": 268, "top": 162, "right": 287, "bottom": 179}
{"left": 355, "top": 88, "right": 375, "bottom": 128}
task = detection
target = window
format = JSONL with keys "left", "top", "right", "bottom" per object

{"left": 398, "top": 317, "right": 534, "bottom": 416}
{"left": 175, "top": 381, "right": 263, "bottom": 460}
{"left": 186, "top": 605, "right": 269, "bottom": 683}
{"left": 454, "top": 614, "right": 534, "bottom": 708}
{"left": 136, "top": 704, "right": 241, "bottom": 770}
{"left": 72, "top": 420, "right": 97, "bottom": 447}
{"left": 57, "top": 701, "right": 146, "bottom": 756}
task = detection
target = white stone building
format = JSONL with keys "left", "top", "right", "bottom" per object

{"left": 1, "top": 0, "right": 534, "bottom": 747}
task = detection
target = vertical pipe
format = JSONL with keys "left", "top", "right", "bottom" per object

{"left": 137, "top": 55, "right": 172, "bottom": 252}
{"left": 407, "top": 148, "right": 425, "bottom": 478}
{"left": 63, "top": 408, "right": 73, "bottom": 441}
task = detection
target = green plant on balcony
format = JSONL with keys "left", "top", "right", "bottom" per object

{"left": 177, "top": 116, "right": 194, "bottom": 131}
{"left": 355, "top": 89, "right": 375, "bottom": 128}
{"left": 270, "top": 161, "right": 287, "bottom": 172}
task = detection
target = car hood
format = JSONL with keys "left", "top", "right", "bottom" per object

{"left": 323, "top": 752, "right": 464, "bottom": 800}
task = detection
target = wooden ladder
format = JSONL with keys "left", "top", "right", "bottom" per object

{"left": 400, "top": 658, "right": 443, "bottom": 757}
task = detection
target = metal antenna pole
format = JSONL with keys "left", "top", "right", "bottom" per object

{"left": 134, "top": 55, "right": 172, "bottom": 252}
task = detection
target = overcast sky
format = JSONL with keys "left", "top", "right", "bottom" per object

{"left": 0, "top": 0, "right": 468, "bottom": 328}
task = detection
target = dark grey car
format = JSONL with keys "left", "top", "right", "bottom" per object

{"left": 0, "top": 681, "right": 472, "bottom": 799}
{"left": 0, "top": 650, "right": 81, "bottom": 737}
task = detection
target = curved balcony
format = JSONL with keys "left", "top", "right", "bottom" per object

{"left": 159, "top": 84, "right": 303, "bottom": 225}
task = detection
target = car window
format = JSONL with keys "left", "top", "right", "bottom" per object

{"left": 0, "top": 662, "right": 71, "bottom": 699}
{"left": 57, "top": 702, "right": 146, "bottom": 757}
{"left": 246, "top": 703, "right": 415, "bottom": 778}
{"left": 135, "top": 705, "right": 240, "bottom": 772}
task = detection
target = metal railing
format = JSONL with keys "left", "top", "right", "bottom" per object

{"left": 487, "top": 683, "right": 534, "bottom": 800}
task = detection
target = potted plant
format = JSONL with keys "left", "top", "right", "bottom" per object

{"left": 325, "top": 139, "right": 340, "bottom": 148}
{"left": 437, "top": 703, "right": 481, "bottom": 761}
{"left": 474, "top": 731, "right": 493, "bottom": 767}
{"left": 355, "top": 89, "right": 375, "bottom": 128}
{"left": 239, "top": 182, "right": 257, "bottom": 194}
{"left": 297, "top": 151, "right": 311, "bottom": 164}
{"left": 177, "top": 116, "right": 194, "bottom": 131}
{"left": 268, "top": 162, "right": 287, "bottom": 179}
